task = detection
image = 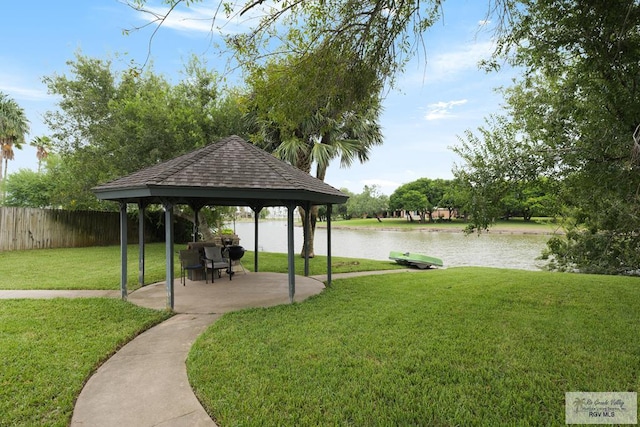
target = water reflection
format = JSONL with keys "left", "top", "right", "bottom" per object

{"left": 230, "top": 220, "right": 552, "bottom": 271}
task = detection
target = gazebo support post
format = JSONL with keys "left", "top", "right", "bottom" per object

{"left": 138, "top": 201, "right": 146, "bottom": 288}
{"left": 287, "top": 203, "right": 296, "bottom": 303}
{"left": 303, "top": 201, "right": 311, "bottom": 277}
{"left": 163, "top": 202, "right": 175, "bottom": 310}
{"left": 252, "top": 206, "right": 262, "bottom": 272}
{"left": 326, "top": 204, "right": 332, "bottom": 287}
{"left": 119, "top": 202, "right": 128, "bottom": 300}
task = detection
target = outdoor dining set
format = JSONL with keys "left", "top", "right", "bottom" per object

{"left": 179, "top": 240, "right": 246, "bottom": 285}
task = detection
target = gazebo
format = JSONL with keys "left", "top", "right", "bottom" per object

{"left": 93, "top": 135, "right": 349, "bottom": 310}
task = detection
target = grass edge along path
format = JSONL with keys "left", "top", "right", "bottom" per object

{"left": 0, "top": 298, "right": 171, "bottom": 426}
{"left": 188, "top": 267, "right": 640, "bottom": 426}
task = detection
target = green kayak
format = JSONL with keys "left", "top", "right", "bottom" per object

{"left": 389, "top": 251, "right": 444, "bottom": 269}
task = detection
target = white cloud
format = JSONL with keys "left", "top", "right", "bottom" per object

{"left": 424, "top": 99, "right": 468, "bottom": 121}
{"left": 0, "top": 84, "right": 49, "bottom": 102}
{"left": 397, "top": 39, "right": 496, "bottom": 88}
{"left": 426, "top": 40, "right": 494, "bottom": 82}
{"left": 136, "top": 2, "right": 266, "bottom": 36}
{"left": 0, "top": 68, "right": 51, "bottom": 102}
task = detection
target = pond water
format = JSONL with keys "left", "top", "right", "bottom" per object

{"left": 230, "top": 220, "right": 553, "bottom": 271}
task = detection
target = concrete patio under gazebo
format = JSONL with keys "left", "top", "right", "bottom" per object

{"left": 92, "top": 135, "right": 349, "bottom": 310}
{"left": 128, "top": 272, "right": 326, "bottom": 314}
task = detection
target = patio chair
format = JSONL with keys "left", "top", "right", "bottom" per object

{"left": 179, "top": 249, "right": 207, "bottom": 286}
{"left": 203, "top": 246, "right": 229, "bottom": 283}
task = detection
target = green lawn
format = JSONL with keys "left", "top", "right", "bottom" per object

{"left": 243, "top": 250, "right": 405, "bottom": 275}
{"left": 0, "top": 298, "right": 171, "bottom": 426}
{"left": 0, "top": 243, "right": 402, "bottom": 290}
{"left": 187, "top": 267, "right": 640, "bottom": 426}
{"left": 0, "top": 244, "right": 172, "bottom": 290}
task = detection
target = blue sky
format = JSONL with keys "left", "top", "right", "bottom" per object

{"left": 1, "top": 1, "right": 516, "bottom": 195}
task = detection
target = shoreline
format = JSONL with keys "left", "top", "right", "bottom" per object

{"left": 235, "top": 218, "right": 563, "bottom": 236}
{"left": 314, "top": 224, "right": 564, "bottom": 236}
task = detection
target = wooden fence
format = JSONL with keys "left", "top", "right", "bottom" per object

{"left": 0, "top": 207, "right": 139, "bottom": 251}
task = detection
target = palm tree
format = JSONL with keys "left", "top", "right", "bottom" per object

{"left": 246, "top": 44, "right": 384, "bottom": 256}
{"left": 0, "top": 92, "right": 30, "bottom": 187}
{"left": 30, "top": 135, "right": 53, "bottom": 172}
{"left": 259, "top": 100, "right": 384, "bottom": 257}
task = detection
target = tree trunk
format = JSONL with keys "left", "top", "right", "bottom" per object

{"left": 294, "top": 145, "right": 330, "bottom": 258}
{"left": 298, "top": 204, "right": 318, "bottom": 258}
{"left": 0, "top": 139, "right": 6, "bottom": 185}
{"left": 173, "top": 208, "right": 216, "bottom": 241}
{"left": 197, "top": 211, "right": 216, "bottom": 241}
{"left": 0, "top": 152, "right": 3, "bottom": 200}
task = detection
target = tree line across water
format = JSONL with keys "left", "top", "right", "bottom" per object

{"left": 335, "top": 176, "right": 557, "bottom": 224}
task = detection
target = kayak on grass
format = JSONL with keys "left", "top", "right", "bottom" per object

{"left": 389, "top": 251, "right": 444, "bottom": 269}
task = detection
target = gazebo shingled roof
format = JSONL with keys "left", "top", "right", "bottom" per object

{"left": 93, "top": 135, "right": 348, "bottom": 310}
{"left": 93, "top": 135, "right": 348, "bottom": 206}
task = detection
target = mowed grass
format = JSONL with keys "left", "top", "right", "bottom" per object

{"left": 0, "top": 243, "right": 402, "bottom": 290}
{"left": 187, "top": 268, "right": 640, "bottom": 426}
{"left": 0, "top": 243, "right": 174, "bottom": 290}
{"left": 243, "top": 250, "right": 405, "bottom": 275}
{"left": 0, "top": 298, "right": 171, "bottom": 426}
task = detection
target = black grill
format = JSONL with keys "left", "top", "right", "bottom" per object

{"left": 226, "top": 245, "right": 245, "bottom": 261}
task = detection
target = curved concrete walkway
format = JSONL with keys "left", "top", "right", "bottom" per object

{"left": 71, "top": 272, "right": 327, "bottom": 426}
{"left": 71, "top": 313, "right": 219, "bottom": 426}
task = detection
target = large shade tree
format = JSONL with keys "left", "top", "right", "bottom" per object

{"left": 346, "top": 185, "right": 389, "bottom": 221}
{"left": 44, "top": 55, "right": 246, "bottom": 181}
{"left": 43, "top": 53, "right": 251, "bottom": 236}
{"left": 126, "top": 0, "right": 468, "bottom": 86}
{"left": 390, "top": 189, "right": 428, "bottom": 222}
{"left": 0, "top": 92, "right": 29, "bottom": 188}
{"left": 389, "top": 178, "right": 452, "bottom": 222}
{"left": 245, "top": 45, "right": 384, "bottom": 256}
{"left": 452, "top": 114, "right": 556, "bottom": 230}
{"left": 44, "top": 54, "right": 250, "bottom": 201}
{"left": 458, "top": 0, "right": 640, "bottom": 274}
{"left": 2, "top": 168, "right": 53, "bottom": 208}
